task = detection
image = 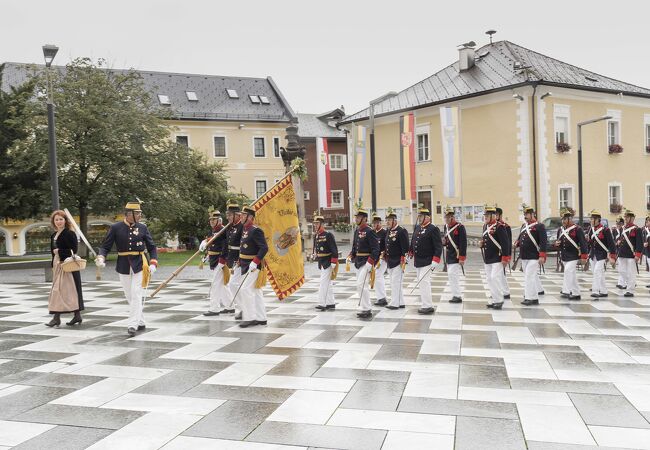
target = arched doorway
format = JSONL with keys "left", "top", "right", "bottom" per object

{"left": 24, "top": 224, "right": 52, "bottom": 254}
{"left": 0, "top": 227, "right": 7, "bottom": 256}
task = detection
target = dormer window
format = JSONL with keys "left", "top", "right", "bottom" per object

{"left": 259, "top": 96, "right": 270, "bottom": 104}
{"left": 157, "top": 94, "right": 171, "bottom": 105}
{"left": 226, "top": 89, "right": 239, "bottom": 99}
{"left": 249, "top": 95, "right": 261, "bottom": 104}
{"left": 186, "top": 91, "right": 198, "bottom": 101}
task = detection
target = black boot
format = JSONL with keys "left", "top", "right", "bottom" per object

{"left": 46, "top": 313, "right": 61, "bottom": 328}
{"left": 66, "top": 311, "right": 82, "bottom": 326}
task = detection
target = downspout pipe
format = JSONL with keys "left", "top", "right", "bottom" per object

{"left": 531, "top": 82, "right": 539, "bottom": 214}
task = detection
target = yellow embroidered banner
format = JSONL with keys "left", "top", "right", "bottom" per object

{"left": 253, "top": 174, "right": 304, "bottom": 299}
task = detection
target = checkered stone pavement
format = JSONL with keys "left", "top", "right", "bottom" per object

{"left": 1, "top": 266, "right": 650, "bottom": 449}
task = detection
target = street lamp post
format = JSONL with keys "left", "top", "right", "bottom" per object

{"left": 43, "top": 44, "right": 60, "bottom": 210}
{"left": 368, "top": 91, "right": 397, "bottom": 212}
{"left": 577, "top": 115, "right": 612, "bottom": 225}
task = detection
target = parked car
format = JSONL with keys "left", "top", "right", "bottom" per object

{"left": 542, "top": 216, "right": 609, "bottom": 250}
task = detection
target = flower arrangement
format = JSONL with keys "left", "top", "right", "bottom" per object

{"left": 556, "top": 142, "right": 571, "bottom": 153}
{"left": 608, "top": 144, "right": 623, "bottom": 154}
{"left": 610, "top": 203, "right": 623, "bottom": 214}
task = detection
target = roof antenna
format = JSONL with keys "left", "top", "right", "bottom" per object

{"left": 486, "top": 29, "right": 497, "bottom": 44}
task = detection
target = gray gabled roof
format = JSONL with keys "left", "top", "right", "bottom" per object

{"left": 1, "top": 62, "right": 296, "bottom": 123}
{"left": 297, "top": 109, "right": 346, "bottom": 139}
{"left": 340, "top": 40, "right": 650, "bottom": 124}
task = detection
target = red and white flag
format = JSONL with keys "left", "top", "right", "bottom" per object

{"left": 316, "top": 137, "right": 331, "bottom": 208}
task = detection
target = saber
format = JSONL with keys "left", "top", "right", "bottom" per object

{"left": 461, "top": 264, "right": 465, "bottom": 276}
{"left": 410, "top": 265, "right": 436, "bottom": 294}
{"left": 358, "top": 266, "right": 370, "bottom": 307}
{"left": 227, "top": 267, "right": 251, "bottom": 309}
{"left": 63, "top": 208, "right": 100, "bottom": 280}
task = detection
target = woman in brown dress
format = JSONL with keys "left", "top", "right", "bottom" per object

{"left": 46, "top": 210, "right": 84, "bottom": 327}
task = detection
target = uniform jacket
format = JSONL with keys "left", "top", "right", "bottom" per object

{"left": 206, "top": 224, "right": 227, "bottom": 269}
{"left": 443, "top": 221, "right": 467, "bottom": 265}
{"left": 224, "top": 221, "right": 244, "bottom": 268}
{"left": 516, "top": 221, "right": 547, "bottom": 260}
{"left": 410, "top": 222, "right": 442, "bottom": 268}
{"left": 99, "top": 221, "right": 158, "bottom": 275}
{"left": 617, "top": 223, "right": 644, "bottom": 259}
{"left": 350, "top": 224, "right": 380, "bottom": 269}
{"left": 556, "top": 224, "right": 588, "bottom": 262}
{"left": 482, "top": 221, "right": 511, "bottom": 264}
{"left": 375, "top": 228, "right": 387, "bottom": 254}
{"left": 238, "top": 223, "right": 268, "bottom": 274}
{"left": 313, "top": 229, "right": 338, "bottom": 270}
{"left": 385, "top": 225, "right": 409, "bottom": 269}
{"left": 588, "top": 225, "right": 616, "bottom": 261}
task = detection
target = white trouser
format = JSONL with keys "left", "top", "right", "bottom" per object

{"left": 562, "top": 260, "right": 580, "bottom": 296}
{"left": 318, "top": 266, "right": 335, "bottom": 307}
{"left": 119, "top": 269, "right": 145, "bottom": 329}
{"left": 239, "top": 267, "right": 267, "bottom": 322}
{"left": 497, "top": 262, "right": 510, "bottom": 295}
{"left": 522, "top": 259, "right": 540, "bottom": 300}
{"left": 416, "top": 265, "right": 433, "bottom": 309}
{"left": 209, "top": 266, "right": 233, "bottom": 312}
{"left": 447, "top": 263, "right": 462, "bottom": 299}
{"left": 356, "top": 264, "right": 372, "bottom": 311}
{"left": 535, "top": 269, "right": 543, "bottom": 293}
{"left": 617, "top": 258, "right": 626, "bottom": 287}
{"left": 373, "top": 259, "right": 387, "bottom": 301}
{"left": 227, "top": 265, "right": 244, "bottom": 311}
{"left": 591, "top": 258, "right": 607, "bottom": 295}
{"left": 388, "top": 266, "right": 405, "bottom": 307}
{"left": 485, "top": 263, "right": 503, "bottom": 304}
{"left": 618, "top": 257, "right": 637, "bottom": 293}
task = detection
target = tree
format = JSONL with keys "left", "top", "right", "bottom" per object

{"left": 6, "top": 58, "right": 230, "bottom": 243}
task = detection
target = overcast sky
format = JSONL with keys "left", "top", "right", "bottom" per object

{"left": 2, "top": 0, "right": 648, "bottom": 116}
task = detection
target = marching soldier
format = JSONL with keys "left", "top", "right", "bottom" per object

{"left": 237, "top": 205, "right": 269, "bottom": 327}
{"left": 311, "top": 213, "right": 338, "bottom": 311}
{"left": 554, "top": 208, "right": 588, "bottom": 300}
{"left": 96, "top": 200, "right": 158, "bottom": 337}
{"left": 616, "top": 209, "right": 643, "bottom": 297}
{"left": 495, "top": 207, "right": 512, "bottom": 300}
{"left": 442, "top": 207, "right": 467, "bottom": 304}
{"left": 613, "top": 216, "right": 626, "bottom": 290}
{"left": 223, "top": 203, "right": 244, "bottom": 318}
{"left": 480, "top": 206, "right": 511, "bottom": 309}
{"left": 349, "top": 207, "right": 380, "bottom": 319}
{"left": 587, "top": 209, "right": 616, "bottom": 299}
{"left": 384, "top": 209, "right": 409, "bottom": 309}
{"left": 372, "top": 213, "right": 388, "bottom": 307}
{"left": 515, "top": 205, "right": 546, "bottom": 306}
{"left": 645, "top": 213, "right": 650, "bottom": 289}
{"left": 200, "top": 211, "right": 230, "bottom": 316}
{"left": 409, "top": 207, "right": 442, "bottom": 314}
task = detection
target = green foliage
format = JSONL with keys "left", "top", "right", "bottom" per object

{"left": 332, "top": 221, "right": 352, "bottom": 233}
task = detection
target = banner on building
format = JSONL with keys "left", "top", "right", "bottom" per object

{"left": 253, "top": 174, "right": 304, "bottom": 300}
{"left": 316, "top": 137, "right": 331, "bottom": 208}
{"left": 399, "top": 113, "right": 416, "bottom": 201}
{"left": 440, "top": 106, "right": 462, "bottom": 198}
{"left": 352, "top": 125, "right": 367, "bottom": 202}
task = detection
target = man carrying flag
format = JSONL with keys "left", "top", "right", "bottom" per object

{"left": 384, "top": 208, "right": 409, "bottom": 310}
{"left": 311, "top": 213, "right": 338, "bottom": 311}
{"left": 200, "top": 211, "right": 230, "bottom": 316}
{"left": 371, "top": 213, "right": 388, "bottom": 307}
{"left": 442, "top": 206, "right": 467, "bottom": 304}
{"left": 96, "top": 200, "right": 158, "bottom": 337}
{"left": 409, "top": 207, "right": 442, "bottom": 315}
{"left": 349, "top": 206, "right": 379, "bottom": 319}
{"left": 516, "top": 205, "right": 547, "bottom": 306}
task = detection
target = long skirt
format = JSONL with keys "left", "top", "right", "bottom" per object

{"left": 48, "top": 256, "right": 84, "bottom": 314}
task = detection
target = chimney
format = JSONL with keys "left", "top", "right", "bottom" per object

{"left": 458, "top": 45, "right": 476, "bottom": 72}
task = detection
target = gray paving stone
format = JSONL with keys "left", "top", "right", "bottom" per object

{"left": 459, "top": 364, "right": 510, "bottom": 388}
{"left": 398, "top": 396, "right": 519, "bottom": 419}
{"left": 0, "top": 385, "right": 75, "bottom": 419}
{"left": 417, "top": 354, "right": 505, "bottom": 367}
{"left": 14, "top": 404, "right": 144, "bottom": 429}
{"left": 246, "top": 421, "right": 386, "bottom": 450}
{"left": 455, "top": 416, "right": 526, "bottom": 450}
{"left": 461, "top": 332, "right": 501, "bottom": 349}
{"left": 509, "top": 378, "right": 620, "bottom": 395}
{"left": 133, "top": 369, "right": 214, "bottom": 395}
{"left": 135, "top": 358, "right": 232, "bottom": 372}
{"left": 183, "top": 384, "right": 294, "bottom": 403}
{"left": 374, "top": 344, "right": 422, "bottom": 362}
{"left": 183, "top": 400, "right": 278, "bottom": 440}
{"left": 527, "top": 441, "right": 631, "bottom": 450}
{"left": 23, "top": 373, "right": 105, "bottom": 389}
{"left": 312, "top": 367, "right": 410, "bottom": 383}
{"left": 341, "top": 380, "right": 406, "bottom": 411}
{"left": 99, "top": 347, "right": 171, "bottom": 366}
{"left": 267, "top": 356, "right": 330, "bottom": 377}
{"left": 569, "top": 392, "right": 650, "bottom": 428}
{"left": 12, "top": 425, "right": 113, "bottom": 450}
{"left": 544, "top": 351, "right": 599, "bottom": 370}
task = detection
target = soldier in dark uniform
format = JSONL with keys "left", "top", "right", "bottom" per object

{"left": 442, "top": 206, "right": 467, "bottom": 304}
{"left": 371, "top": 213, "right": 388, "bottom": 307}
{"left": 617, "top": 209, "right": 643, "bottom": 297}
{"left": 554, "top": 208, "right": 588, "bottom": 300}
{"left": 515, "top": 205, "right": 547, "bottom": 306}
{"left": 587, "top": 209, "right": 616, "bottom": 299}
{"left": 223, "top": 203, "right": 244, "bottom": 317}
{"left": 96, "top": 200, "right": 158, "bottom": 336}
{"left": 200, "top": 211, "right": 229, "bottom": 316}
{"left": 349, "top": 207, "right": 379, "bottom": 319}
{"left": 643, "top": 213, "right": 650, "bottom": 289}
{"left": 409, "top": 207, "right": 442, "bottom": 315}
{"left": 480, "top": 205, "right": 511, "bottom": 310}
{"left": 237, "top": 205, "right": 269, "bottom": 328}
{"left": 613, "top": 216, "right": 626, "bottom": 289}
{"left": 495, "top": 207, "right": 511, "bottom": 300}
{"left": 384, "top": 209, "right": 409, "bottom": 310}
{"left": 311, "top": 213, "right": 338, "bottom": 311}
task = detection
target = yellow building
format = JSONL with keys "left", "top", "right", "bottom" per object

{"left": 0, "top": 64, "right": 296, "bottom": 255}
{"left": 339, "top": 40, "right": 650, "bottom": 230}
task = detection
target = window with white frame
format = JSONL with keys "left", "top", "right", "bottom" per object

{"left": 253, "top": 137, "right": 266, "bottom": 157}
{"left": 176, "top": 135, "right": 189, "bottom": 147}
{"left": 273, "top": 137, "right": 281, "bottom": 158}
{"left": 304, "top": 191, "right": 310, "bottom": 201}
{"left": 330, "top": 190, "right": 343, "bottom": 208}
{"left": 213, "top": 136, "right": 226, "bottom": 157}
{"left": 255, "top": 180, "right": 267, "bottom": 198}
{"left": 558, "top": 186, "right": 572, "bottom": 209}
{"left": 157, "top": 94, "right": 171, "bottom": 105}
{"left": 329, "top": 154, "right": 346, "bottom": 170}
{"left": 186, "top": 91, "right": 198, "bottom": 101}
{"left": 555, "top": 116, "right": 568, "bottom": 145}
{"left": 417, "top": 133, "right": 429, "bottom": 161}
{"left": 607, "top": 121, "right": 620, "bottom": 146}
{"left": 646, "top": 184, "right": 650, "bottom": 208}
{"left": 646, "top": 124, "right": 650, "bottom": 151}
{"left": 608, "top": 184, "right": 622, "bottom": 207}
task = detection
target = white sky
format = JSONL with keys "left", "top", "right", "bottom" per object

{"left": 2, "top": 0, "right": 648, "bottom": 116}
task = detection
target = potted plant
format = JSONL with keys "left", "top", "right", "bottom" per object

{"left": 608, "top": 144, "right": 623, "bottom": 154}
{"left": 556, "top": 142, "right": 571, "bottom": 153}
{"left": 610, "top": 203, "right": 623, "bottom": 214}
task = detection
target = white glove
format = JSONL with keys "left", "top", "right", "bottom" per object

{"left": 149, "top": 264, "right": 157, "bottom": 275}
{"left": 365, "top": 261, "right": 373, "bottom": 270}
{"left": 217, "top": 263, "right": 224, "bottom": 270}
{"left": 249, "top": 262, "right": 258, "bottom": 272}
{"left": 95, "top": 256, "right": 106, "bottom": 268}
{"left": 430, "top": 261, "right": 438, "bottom": 271}
{"left": 199, "top": 240, "right": 208, "bottom": 252}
